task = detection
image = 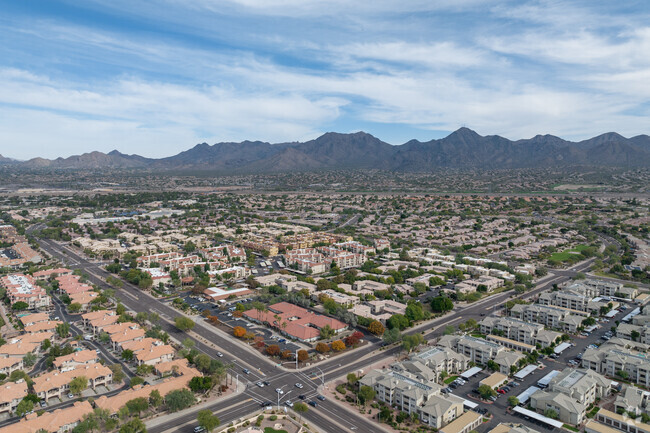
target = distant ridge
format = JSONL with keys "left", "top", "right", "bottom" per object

{"left": 12, "top": 128, "right": 650, "bottom": 172}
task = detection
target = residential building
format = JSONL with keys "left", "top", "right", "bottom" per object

{"left": 0, "top": 274, "right": 51, "bottom": 309}
{"left": 595, "top": 409, "right": 650, "bottom": 433}
{"left": 411, "top": 346, "right": 469, "bottom": 382}
{"left": 33, "top": 363, "right": 113, "bottom": 401}
{"left": 439, "top": 410, "right": 482, "bottom": 433}
{"left": 0, "top": 401, "right": 93, "bottom": 433}
{"left": 0, "top": 380, "right": 28, "bottom": 414}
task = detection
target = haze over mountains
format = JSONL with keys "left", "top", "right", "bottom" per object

{"left": 2, "top": 128, "right": 650, "bottom": 172}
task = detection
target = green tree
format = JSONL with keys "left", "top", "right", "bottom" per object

{"left": 358, "top": 385, "right": 376, "bottom": 406}
{"left": 174, "top": 316, "right": 195, "bottom": 332}
{"left": 430, "top": 296, "right": 453, "bottom": 313}
{"left": 15, "top": 398, "right": 34, "bottom": 416}
{"left": 165, "top": 389, "right": 196, "bottom": 412}
{"left": 126, "top": 397, "right": 149, "bottom": 416}
{"left": 347, "top": 373, "right": 358, "bottom": 386}
{"left": 402, "top": 334, "right": 425, "bottom": 353}
{"left": 122, "top": 349, "right": 135, "bottom": 361}
{"left": 119, "top": 418, "right": 146, "bottom": 433}
{"left": 130, "top": 377, "right": 145, "bottom": 388}
{"left": 149, "top": 390, "right": 163, "bottom": 408}
{"left": 293, "top": 402, "right": 308, "bottom": 422}
{"left": 69, "top": 376, "right": 88, "bottom": 395}
{"left": 319, "top": 324, "right": 335, "bottom": 339}
{"left": 382, "top": 328, "right": 402, "bottom": 345}
{"left": 478, "top": 384, "right": 496, "bottom": 399}
{"left": 23, "top": 353, "right": 37, "bottom": 368}
{"left": 508, "top": 396, "right": 519, "bottom": 407}
{"left": 197, "top": 410, "right": 220, "bottom": 432}
{"left": 56, "top": 322, "right": 71, "bottom": 338}
{"left": 110, "top": 364, "right": 125, "bottom": 382}
{"left": 386, "top": 314, "right": 410, "bottom": 330}
{"left": 487, "top": 360, "right": 499, "bottom": 371}
{"left": 69, "top": 303, "right": 82, "bottom": 313}
{"left": 11, "top": 301, "right": 29, "bottom": 311}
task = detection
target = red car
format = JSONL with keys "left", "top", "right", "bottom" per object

{"left": 497, "top": 389, "right": 506, "bottom": 394}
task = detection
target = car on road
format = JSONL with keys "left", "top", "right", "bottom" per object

{"left": 243, "top": 368, "right": 250, "bottom": 374}
{"left": 295, "top": 383, "right": 303, "bottom": 389}
{"left": 298, "top": 394, "right": 305, "bottom": 400}
{"left": 194, "top": 427, "right": 206, "bottom": 433}
{"left": 276, "top": 388, "right": 284, "bottom": 395}
{"left": 285, "top": 400, "right": 294, "bottom": 407}
{"left": 256, "top": 381, "right": 264, "bottom": 387}
{"left": 317, "top": 395, "right": 326, "bottom": 401}
{"left": 308, "top": 400, "right": 318, "bottom": 407}
{"left": 263, "top": 381, "right": 270, "bottom": 386}
{"left": 217, "top": 352, "right": 223, "bottom": 357}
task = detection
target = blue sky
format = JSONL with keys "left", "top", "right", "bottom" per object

{"left": 1, "top": 0, "right": 650, "bottom": 159}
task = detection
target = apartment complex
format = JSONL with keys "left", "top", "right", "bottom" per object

{"left": 0, "top": 274, "right": 51, "bottom": 309}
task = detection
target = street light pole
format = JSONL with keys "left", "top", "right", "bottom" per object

{"left": 277, "top": 385, "right": 287, "bottom": 410}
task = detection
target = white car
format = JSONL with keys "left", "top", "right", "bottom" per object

{"left": 285, "top": 400, "right": 294, "bottom": 407}
{"left": 295, "top": 383, "right": 304, "bottom": 389}
{"left": 276, "top": 388, "right": 284, "bottom": 395}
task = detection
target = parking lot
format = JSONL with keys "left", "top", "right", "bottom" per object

{"left": 170, "top": 296, "right": 304, "bottom": 355}
{"left": 445, "top": 304, "right": 631, "bottom": 433}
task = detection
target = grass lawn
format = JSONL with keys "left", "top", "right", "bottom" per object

{"left": 264, "top": 428, "right": 288, "bottom": 433}
{"left": 550, "top": 244, "right": 589, "bottom": 262}
{"left": 444, "top": 375, "right": 459, "bottom": 384}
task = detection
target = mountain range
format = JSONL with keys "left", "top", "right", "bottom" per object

{"left": 2, "top": 128, "right": 650, "bottom": 172}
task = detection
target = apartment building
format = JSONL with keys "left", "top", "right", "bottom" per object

{"left": 53, "top": 349, "right": 99, "bottom": 371}
{"left": 352, "top": 280, "right": 391, "bottom": 292}
{"left": 121, "top": 338, "right": 174, "bottom": 365}
{"left": 509, "top": 303, "right": 588, "bottom": 332}
{"left": 359, "top": 368, "right": 466, "bottom": 429}
{"left": 530, "top": 390, "right": 587, "bottom": 425}
{"left": 583, "top": 279, "right": 639, "bottom": 299}
{"left": 314, "top": 289, "right": 359, "bottom": 306}
{"left": 438, "top": 335, "right": 504, "bottom": 365}
{"left": 616, "top": 323, "right": 650, "bottom": 345}
{"left": 614, "top": 385, "right": 650, "bottom": 417}
{"left": 0, "top": 357, "right": 24, "bottom": 376}
{"left": 351, "top": 299, "right": 407, "bottom": 324}
{"left": 480, "top": 317, "right": 562, "bottom": 347}
{"left": 411, "top": 347, "right": 469, "bottom": 382}
{"left": 0, "top": 401, "right": 93, "bottom": 433}
{"left": 33, "top": 363, "right": 113, "bottom": 401}
{"left": 0, "top": 274, "right": 51, "bottom": 309}
{"left": 254, "top": 273, "right": 296, "bottom": 287}
{"left": 582, "top": 345, "right": 650, "bottom": 387}
{"left": 81, "top": 309, "right": 119, "bottom": 334}
{"left": 548, "top": 368, "right": 611, "bottom": 405}
{"left": 0, "top": 380, "right": 27, "bottom": 414}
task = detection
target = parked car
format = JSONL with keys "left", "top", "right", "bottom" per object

{"left": 295, "top": 383, "right": 304, "bottom": 389}
{"left": 68, "top": 393, "right": 75, "bottom": 399}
